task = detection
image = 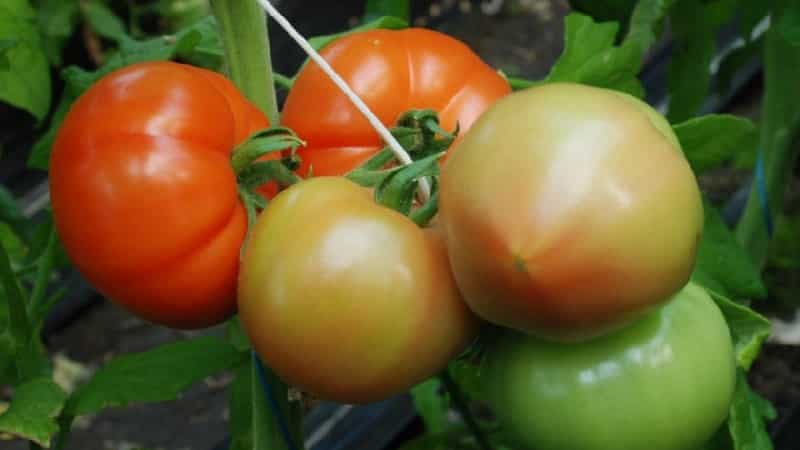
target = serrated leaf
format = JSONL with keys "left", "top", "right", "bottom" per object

{"left": 35, "top": 0, "right": 79, "bottom": 66}
{"left": 0, "top": 377, "right": 67, "bottom": 447}
{"left": 64, "top": 336, "right": 246, "bottom": 417}
{"left": 83, "top": 0, "right": 128, "bottom": 42}
{"left": 0, "top": 0, "right": 51, "bottom": 120}
{"left": 546, "top": 13, "right": 644, "bottom": 97}
{"left": 228, "top": 360, "right": 254, "bottom": 450}
{"left": 727, "top": 371, "right": 775, "bottom": 450}
{"left": 365, "top": 0, "right": 410, "bottom": 22}
{"left": 673, "top": 115, "right": 757, "bottom": 173}
{"left": 692, "top": 204, "right": 767, "bottom": 300}
{"left": 411, "top": 378, "right": 449, "bottom": 434}
{"left": 569, "top": 0, "right": 637, "bottom": 27}
{"left": 708, "top": 290, "right": 771, "bottom": 371}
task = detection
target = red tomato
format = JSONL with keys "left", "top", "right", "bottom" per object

{"left": 238, "top": 177, "right": 478, "bottom": 403}
{"left": 50, "top": 61, "right": 274, "bottom": 329}
{"left": 281, "top": 28, "right": 511, "bottom": 176}
{"left": 440, "top": 83, "right": 704, "bottom": 341}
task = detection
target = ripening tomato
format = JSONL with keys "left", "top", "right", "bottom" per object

{"left": 440, "top": 83, "right": 703, "bottom": 341}
{"left": 50, "top": 61, "right": 275, "bottom": 329}
{"left": 482, "top": 282, "right": 735, "bottom": 450}
{"left": 238, "top": 177, "right": 478, "bottom": 403}
{"left": 281, "top": 28, "right": 511, "bottom": 176}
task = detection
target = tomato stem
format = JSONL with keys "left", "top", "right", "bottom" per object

{"left": 211, "top": 2, "right": 304, "bottom": 449}
{"left": 735, "top": 1, "right": 800, "bottom": 266}
{"left": 210, "top": 0, "right": 280, "bottom": 124}
{"left": 440, "top": 370, "right": 495, "bottom": 450}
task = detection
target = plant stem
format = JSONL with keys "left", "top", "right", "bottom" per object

{"left": 211, "top": 0, "right": 280, "bottom": 125}
{"left": 440, "top": 370, "right": 494, "bottom": 450}
{"left": 735, "top": 2, "right": 800, "bottom": 267}
{"left": 211, "top": 2, "right": 304, "bottom": 449}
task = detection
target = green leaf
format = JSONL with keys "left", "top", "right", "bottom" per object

{"left": 545, "top": 13, "right": 644, "bottom": 97}
{"left": 35, "top": 0, "right": 79, "bottom": 66}
{"left": 308, "top": 16, "right": 408, "bottom": 52}
{"left": 708, "top": 290, "right": 771, "bottom": 371}
{"left": 569, "top": 0, "right": 637, "bottom": 28}
{"left": 692, "top": 204, "right": 767, "bottom": 301}
{"left": 666, "top": 0, "right": 737, "bottom": 122}
{"left": 226, "top": 317, "right": 251, "bottom": 352}
{"left": 0, "top": 38, "right": 15, "bottom": 69}
{"left": 673, "top": 115, "right": 757, "bottom": 173}
{"left": 727, "top": 371, "right": 775, "bottom": 450}
{"left": 411, "top": 378, "right": 449, "bottom": 434}
{"left": 780, "top": 2, "right": 800, "bottom": 45}
{"left": 625, "top": 0, "right": 676, "bottom": 54}
{"left": 364, "top": 0, "right": 410, "bottom": 22}
{"left": 64, "top": 336, "right": 246, "bottom": 417}
{"left": 83, "top": 0, "right": 128, "bottom": 42}
{"left": 0, "top": 377, "right": 67, "bottom": 447}
{"left": 0, "top": 0, "right": 51, "bottom": 120}
{"left": 228, "top": 360, "right": 254, "bottom": 450}
{"left": 27, "top": 16, "right": 220, "bottom": 170}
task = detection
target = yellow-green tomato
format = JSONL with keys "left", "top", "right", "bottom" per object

{"left": 440, "top": 82, "right": 703, "bottom": 341}
{"left": 482, "top": 282, "right": 735, "bottom": 450}
{"left": 238, "top": 177, "right": 478, "bottom": 404}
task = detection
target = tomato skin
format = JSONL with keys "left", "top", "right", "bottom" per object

{"left": 49, "top": 61, "right": 272, "bottom": 329}
{"left": 238, "top": 177, "right": 478, "bottom": 403}
{"left": 483, "top": 282, "right": 735, "bottom": 450}
{"left": 281, "top": 28, "right": 511, "bottom": 176}
{"left": 439, "top": 82, "right": 703, "bottom": 341}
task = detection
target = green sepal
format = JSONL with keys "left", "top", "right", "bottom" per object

{"left": 230, "top": 127, "right": 305, "bottom": 175}
{"left": 375, "top": 152, "right": 442, "bottom": 216}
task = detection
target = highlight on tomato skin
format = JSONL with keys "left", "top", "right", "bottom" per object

{"left": 482, "top": 282, "right": 736, "bottom": 450}
{"left": 237, "top": 177, "right": 479, "bottom": 404}
{"left": 49, "top": 61, "right": 274, "bottom": 329}
{"left": 281, "top": 27, "right": 511, "bottom": 177}
{"left": 439, "top": 82, "right": 704, "bottom": 342}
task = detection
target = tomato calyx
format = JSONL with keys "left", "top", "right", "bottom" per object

{"left": 231, "top": 126, "right": 305, "bottom": 226}
{"left": 344, "top": 109, "right": 457, "bottom": 226}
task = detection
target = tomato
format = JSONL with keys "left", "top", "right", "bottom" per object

{"left": 439, "top": 82, "right": 703, "bottom": 341}
{"left": 281, "top": 28, "right": 511, "bottom": 176}
{"left": 482, "top": 282, "right": 735, "bottom": 450}
{"left": 50, "top": 61, "right": 275, "bottom": 329}
{"left": 237, "top": 177, "right": 478, "bottom": 403}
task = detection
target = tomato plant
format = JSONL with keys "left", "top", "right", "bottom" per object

{"left": 237, "top": 176, "right": 478, "bottom": 403}
{"left": 281, "top": 27, "right": 511, "bottom": 176}
{"left": 49, "top": 61, "right": 276, "bottom": 329}
{"left": 440, "top": 82, "right": 704, "bottom": 341}
{"left": 482, "top": 282, "right": 736, "bottom": 450}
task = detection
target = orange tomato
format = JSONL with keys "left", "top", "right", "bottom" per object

{"left": 50, "top": 61, "right": 273, "bottom": 329}
{"left": 281, "top": 28, "right": 511, "bottom": 176}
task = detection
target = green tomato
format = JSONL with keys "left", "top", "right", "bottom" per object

{"left": 482, "top": 282, "right": 735, "bottom": 450}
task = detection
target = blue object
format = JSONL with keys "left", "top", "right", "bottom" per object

{"left": 254, "top": 352, "right": 300, "bottom": 450}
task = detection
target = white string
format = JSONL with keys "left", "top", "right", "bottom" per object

{"left": 256, "top": 0, "right": 431, "bottom": 201}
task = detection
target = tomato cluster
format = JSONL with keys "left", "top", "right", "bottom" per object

{"left": 50, "top": 27, "right": 734, "bottom": 450}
